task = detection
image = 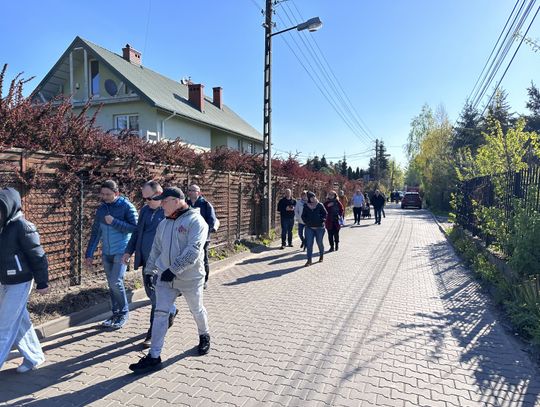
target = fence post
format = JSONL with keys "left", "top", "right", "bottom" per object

{"left": 70, "top": 175, "right": 84, "bottom": 286}
{"left": 237, "top": 181, "right": 242, "bottom": 241}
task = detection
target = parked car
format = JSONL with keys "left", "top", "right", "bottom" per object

{"left": 401, "top": 192, "right": 422, "bottom": 209}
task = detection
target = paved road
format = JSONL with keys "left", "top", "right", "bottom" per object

{"left": 2, "top": 206, "right": 540, "bottom": 406}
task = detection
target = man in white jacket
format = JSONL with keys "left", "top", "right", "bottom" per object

{"left": 129, "top": 187, "right": 209, "bottom": 374}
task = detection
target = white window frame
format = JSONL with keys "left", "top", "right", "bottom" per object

{"left": 113, "top": 114, "right": 140, "bottom": 135}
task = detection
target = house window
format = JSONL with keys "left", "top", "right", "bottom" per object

{"left": 248, "top": 142, "right": 254, "bottom": 154}
{"left": 90, "top": 60, "right": 100, "bottom": 96}
{"left": 114, "top": 114, "right": 139, "bottom": 133}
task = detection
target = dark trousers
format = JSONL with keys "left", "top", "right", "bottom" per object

{"left": 327, "top": 228, "right": 340, "bottom": 248}
{"left": 374, "top": 208, "right": 383, "bottom": 224}
{"left": 281, "top": 217, "right": 294, "bottom": 246}
{"left": 353, "top": 207, "right": 362, "bottom": 223}
{"left": 203, "top": 241, "right": 210, "bottom": 282}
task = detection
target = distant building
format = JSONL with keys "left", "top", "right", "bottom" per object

{"left": 32, "top": 36, "right": 262, "bottom": 153}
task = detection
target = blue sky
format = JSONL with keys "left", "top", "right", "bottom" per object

{"left": 1, "top": 1, "right": 539, "bottom": 169}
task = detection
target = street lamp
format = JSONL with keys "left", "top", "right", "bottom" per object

{"left": 262, "top": 1, "right": 322, "bottom": 236}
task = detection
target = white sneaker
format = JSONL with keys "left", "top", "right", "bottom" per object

{"left": 16, "top": 359, "right": 44, "bottom": 373}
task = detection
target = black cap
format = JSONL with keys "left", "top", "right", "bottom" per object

{"left": 307, "top": 191, "right": 316, "bottom": 199}
{"left": 152, "top": 187, "right": 185, "bottom": 201}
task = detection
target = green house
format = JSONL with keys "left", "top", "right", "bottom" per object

{"left": 32, "top": 36, "right": 263, "bottom": 153}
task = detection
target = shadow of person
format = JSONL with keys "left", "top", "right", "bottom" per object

{"left": 0, "top": 331, "right": 146, "bottom": 404}
{"left": 223, "top": 266, "right": 301, "bottom": 286}
{"left": 4, "top": 346, "right": 198, "bottom": 407}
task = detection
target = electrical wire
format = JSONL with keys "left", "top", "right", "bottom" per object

{"left": 482, "top": 3, "right": 540, "bottom": 115}
{"left": 288, "top": 0, "right": 376, "bottom": 141}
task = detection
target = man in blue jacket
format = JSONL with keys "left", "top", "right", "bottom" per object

{"left": 85, "top": 180, "right": 138, "bottom": 329}
{"left": 122, "top": 181, "right": 177, "bottom": 347}
{"left": 186, "top": 184, "right": 217, "bottom": 290}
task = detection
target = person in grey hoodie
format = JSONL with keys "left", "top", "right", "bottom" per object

{"left": 122, "top": 181, "right": 177, "bottom": 348}
{"left": 129, "top": 187, "right": 210, "bottom": 374}
{"left": 0, "top": 188, "right": 49, "bottom": 373}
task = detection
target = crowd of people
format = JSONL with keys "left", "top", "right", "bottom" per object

{"left": 1, "top": 181, "right": 386, "bottom": 375}
{"left": 1, "top": 180, "right": 218, "bottom": 375}
{"left": 277, "top": 187, "right": 386, "bottom": 266}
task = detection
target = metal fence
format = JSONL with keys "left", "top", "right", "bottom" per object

{"left": 455, "top": 160, "right": 540, "bottom": 249}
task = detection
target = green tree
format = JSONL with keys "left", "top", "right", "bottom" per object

{"left": 525, "top": 82, "right": 540, "bottom": 133}
{"left": 485, "top": 88, "right": 513, "bottom": 134}
{"left": 406, "top": 104, "right": 435, "bottom": 161}
{"left": 452, "top": 102, "right": 484, "bottom": 153}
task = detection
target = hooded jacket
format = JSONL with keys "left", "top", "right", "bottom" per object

{"left": 0, "top": 188, "right": 48, "bottom": 288}
{"left": 85, "top": 195, "right": 138, "bottom": 257}
{"left": 144, "top": 207, "right": 208, "bottom": 287}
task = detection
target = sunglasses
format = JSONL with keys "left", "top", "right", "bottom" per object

{"left": 143, "top": 194, "right": 158, "bottom": 201}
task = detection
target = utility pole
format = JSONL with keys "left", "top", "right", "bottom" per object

{"left": 262, "top": 0, "right": 273, "bottom": 236}
{"left": 375, "top": 139, "right": 379, "bottom": 182}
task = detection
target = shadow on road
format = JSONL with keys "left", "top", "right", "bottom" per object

{"left": 223, "top": 265, "right": 301, "bottom": 286}
{"left": 6, "top": 346, "right": 197, "bottom": 407}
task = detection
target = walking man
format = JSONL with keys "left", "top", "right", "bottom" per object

{"left": 122, "top": 181, "right": 177, "bottom": 348}
{"left": 85, "top": 180, "right": 138, "bottom": 329}
{"left": 0, "top": 188, "right": 49, "bottom": 373}
{"left": 372, "top": 189, "right": 386, "bottom": 225}
{"left": 129, "top": 187, "right": 210, "bottom": 374}
{"left": 351, "top": 189, "right": 365, "bottom": 225}
{"left": 186, "top": 184, "right": 217, "bottom": 290}
{"left": 277, "top": 188, "right": 296, "bottom": 249}
{"left": 294, "top": 190, "right": 307, "bottom": 250}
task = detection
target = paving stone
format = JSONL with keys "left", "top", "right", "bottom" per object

{"left": 2, "top": 209, "right": 540, "bottom": 406}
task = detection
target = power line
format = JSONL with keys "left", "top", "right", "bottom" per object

{"left": 467, "top": 0, "right": 521, "bottom": 104}
{"left": 482, "top": 3, "right": 540, "bottom": 115}
{"left": 281, "top": 2, "right": 373, "bottom": 142}
{"left": 270, "top": 4, "right": 374, "bottom": 147}
{"left": 289, "top": 0, "right": 376, "bottom": 141}
{"left": 469, "top": 0, "right": 537, "bottom": 111}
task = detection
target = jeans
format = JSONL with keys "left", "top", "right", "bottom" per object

{"left": 150, "top": 279, "right": 208, "bottom": 358}
{"left": 281, "top": 217, "right": 294, "bottom": 246}
{"left": 353, "top": 207, "right": 362, "bottom": 223}
{"left": 305, "top": 227, "right": 325, "bottom": 262}
{"left": 0, "top": 281, "right": 45, "bottom": 370}
{"left": 327, "top": 228, "right": 340, "bottom": 248}
{"left": 297, "top": 223, "right": 305, "bottom": 244}
{"left": 143, "top": 272, "right": 176, "bottom": 337}
{"left": 102, "top": 254, "right": 129, "bottom": 317}
{"left": 374, "top": 208, "right": 383, "bottom": 224}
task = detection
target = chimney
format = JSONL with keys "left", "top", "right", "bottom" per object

{"left": 122, "top": 44, "right": 142, "bottom": 66}
{"left": 212, "top": 87, "right": 223, "bottom": 109}
{"left": 188, "top": 83, "right": 205, "bottom": 112}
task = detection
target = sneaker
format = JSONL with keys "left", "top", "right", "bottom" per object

{"left": 110, "top": 314, "right": 128, "bottom": 329}
{"left": 288, "top": 243, "right": 293, "bottom": 247}
{"left": 300, "top": 241, "right": 304, "bottom": 249}
{"left": 198, "top": 333, "right": 211, "bottom": 355}
{"left": 129, "top": 354, "right": 162, "bottom": 374}
{"left": 328, "top": 247, "right": 334, "bottom": 253}
{"left": 100, "top": 316, "right": 115, "bottom": 328}
{"left": 280, "top": 245, "right": 285, "bottom": 250}
{"left": 304, "top": 260, "right": 312, "bottom": 267}
{"left": 203, "top": 282, "right": 208, "bottom": 290}
{"left": 16, "top": 359, "right": 43, "bottom": 373}
{"left": 168, "top": 309, "right": 179, "bottom": 328}
{"left": 319, "top": 254, "right": 324, "bottom": 263}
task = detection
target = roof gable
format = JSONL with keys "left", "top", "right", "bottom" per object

{"left": 33, "top": 36, "right": 262, "bottom": 142}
